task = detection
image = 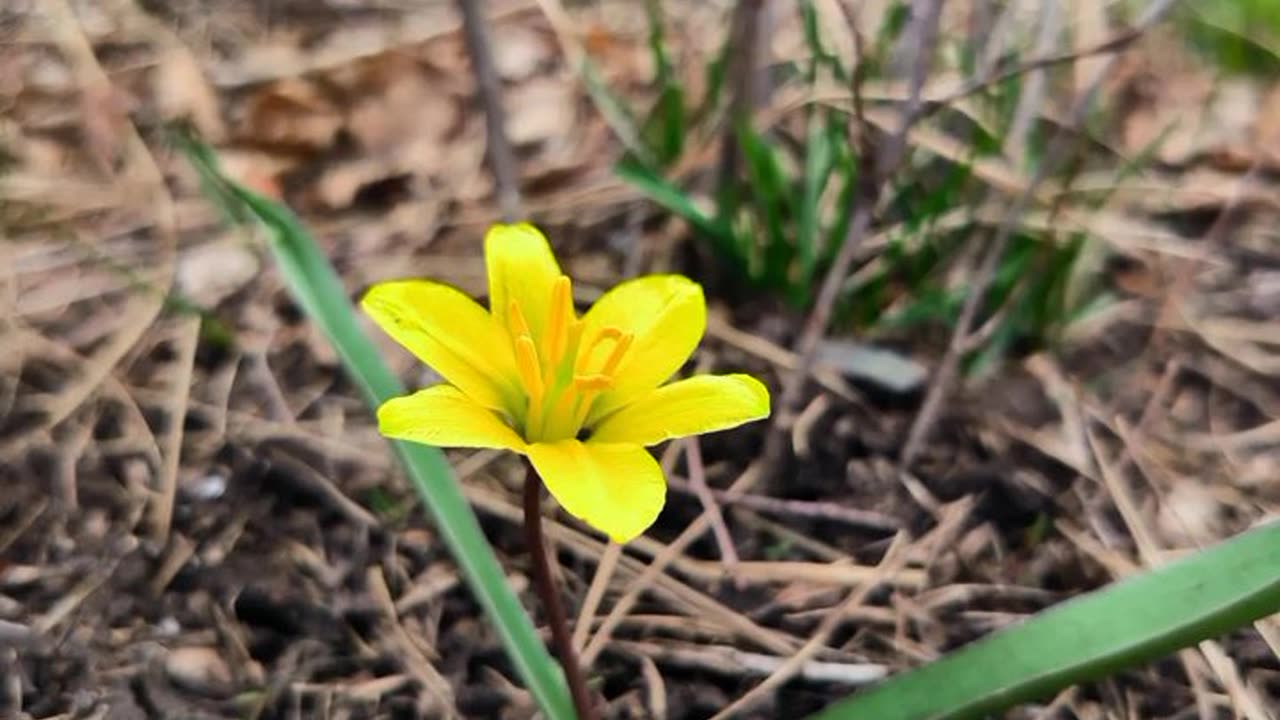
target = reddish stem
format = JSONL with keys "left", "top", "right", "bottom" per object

{"left": 522, "top": 460, "right": 599, "bottom": 720}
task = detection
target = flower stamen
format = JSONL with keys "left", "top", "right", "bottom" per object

{"left": 573, "top": 374, "right": 613, "bottom": 392}
{"left": 514, "top": 335, "right": 544, "bottom": 436}
{"left": 508, "top": 300, "right": 533, "bottom": 341}
{"left": 597, "top": 333, "right": 633, "bottom": 378}
{"left": 576, "top": 327, "right": 625, "bottom": 375}
{"left": 544, "top": 276, "right": 573, "bottom": 367}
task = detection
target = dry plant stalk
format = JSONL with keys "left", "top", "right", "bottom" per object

{"left": 456, "top": 0, "right": 523, "bottom": 221}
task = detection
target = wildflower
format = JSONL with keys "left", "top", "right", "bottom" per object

{"left": 363, "top": 223, "right": 770, "bottom": 543}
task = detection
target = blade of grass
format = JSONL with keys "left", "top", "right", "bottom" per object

{"left": 614, "top": 157, "right": 732, "bottom": 245}
{"left": 643, "top": 0, "right": 685, "bottom": 165}
{"left": 179, "top": 137, "right": 576, "bottom": 720}
{"left": 797, "top": 112, "right": 834, "bottom": 294}
{"left": 738, "top": 122, "right": 793, "bottom": 292}
{"left": 807, "top": 520, "right": 1280, "bottom": 720}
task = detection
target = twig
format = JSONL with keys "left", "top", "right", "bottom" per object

{"left": 683, "top": 438, "right": 739, "bottom": 570}
{"left": 34, "top": 556, "right": 121, "bottom": 635}
{"left": 573, "top": 541, "right": 621, "bottom": 653}
{"left": 580, "top": 462, "right": 773, "bottom": 668}
{"left": 616, "top": 639, "right": 887, "bottom": 686}
{"left": 523, "top": 461, "right": 599, "bottom": 720}
{"left": 708, "top": 532, "right": 914, "bottom": 719}
{"left": 771, "top": 0, "right": 944, "bottom": 454}
{"left": 1088, "top": 420, "right": 1272, "bottom": 720}
{"left": 367, "top": 567, "right": 457, "bottom": 716}
{"left": 265, "top": 449, "right": 380, "bottom": 528}
{"left": 899, "top": 0, "right": 1183, "bottom": 468}
{"left": 150, "top": 315, "right": 200, "bottom": 543}
{"left": 717, "top": 0, "right": 771, "bottom": 188}
{"left": 25, "top": 0, "right": 176, "bottom": 451}
{"left": 932, "top": 14, "right": 1151, "bottom": 117}
{"left": 1004, "top": 0, "right": 1062, "bottom": 162}
{"left": 456, "top": 0, "right": 522, "bottom": 221}
{"left": 666, "top": 476, "right": 900, "bottom": 532}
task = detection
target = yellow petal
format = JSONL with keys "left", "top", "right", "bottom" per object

{"left": 377, "top": 385, "right": 525, "bottom": 450}
{"left": 526, "top": 440, "right": 665, "bottom": 543}
{"left": 362, "top": 280, "right": 520, "bottom": 412}
{"left": 580, "top": 275, "right": 706, "bottom": 423}
{"left": 589, "top": 374, "right": 770, "bottom": 446}
{"left": 485, "top": 223, "right": 562, "bottom": 343}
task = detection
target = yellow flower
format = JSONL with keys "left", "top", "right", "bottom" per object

{"left": 362, "top": 223, "right": 770, "bottom": 543}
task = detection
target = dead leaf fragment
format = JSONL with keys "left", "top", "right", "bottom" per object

{"left": 492, "top": 23, "right": 548, "bottom": 82}
{"left": 164, "top": 646, "right": 234, "bottom": 697}
{"left": 153, "top": 48, "right": 226, "bottom": 142}
{"left": 175, "top": 237, "right": 260, "bottom": 307}
{"left": 505, "top": 77, "right": 576, "bottom": 147}
{"left": 346, "top": 61, "right": 456, "bottom": 154}
{"left": 238, "top": 78, "right": 342, "bottom": 151}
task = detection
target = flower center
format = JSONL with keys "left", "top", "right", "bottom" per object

{"left": 506, "top": 275, "right": 633, "bottom": 442}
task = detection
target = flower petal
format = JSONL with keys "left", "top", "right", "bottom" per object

{"left": 377, "top": 385, "right": 525, "bottom": 450}
{"left": 580, "top": 275, "right": 706, "bottom": 423}
{"left": 362, "top": 280, "right": 520, "bottom": 412}
{"left": 590, "top": 374, "right": 770, "bottom": 446}
{"left": 526, "top": 440, "right": 665, "bottom": 543}
{"left": 485, "top": 223, "right": 562, "bottom": 343}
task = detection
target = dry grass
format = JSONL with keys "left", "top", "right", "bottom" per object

{"left": 2, "top": 1, "right": 1279, "bottom": 718}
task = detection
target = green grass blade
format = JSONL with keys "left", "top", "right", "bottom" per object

{"left": 180, "top": 139, "right": 576, "bottom": 720}
{"left": 615, "top": 156, "right": 731, "bottom": 243}
{"left": 644, "top": 0, "right": 685, "bottom": 164}
{"left": 737, "top": 123, "right": 793, "bottom": 291}
{"left": 807, "top": 520, "right": 1280, "bottom": 720}
{"left": 797, "top": 113, "right": 834, "bottom": 291}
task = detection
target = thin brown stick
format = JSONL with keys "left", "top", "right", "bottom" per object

{"left": 898, "top": 0, "right": 1182, "bottom": 468}
{"left": 573, "top": 541, "right": 621, "bottom": 653}
{"left": 926, "top": 21, "right": 1154, "bottom": 120}
{"left": 456, "top": 0, "right": 523, "bottom": 222}
{"left": 523, "top": 462, "right": 599, "bottom": 720}
{"left": 666, "top": 476, "right": 901, "bottom": 532}
{"left": 367, "top": 567, "right": 457, "bottom": 716}
{"left": 150, "top": 316, "right": 200, "bottom": 542}
{"left": 707, "top": 531, "right": 914, "bottom": 720}
{"left": 770, "top": 0, "right": 944, "bottom": 460}
{"left": 717, "top": 0, "right": 770, "bottom": 189}
{"left": 683, "top": 438, "right": 739, "bottom": 569}
{"left": 580, "top": 462, "right": 767, "bottom": 668}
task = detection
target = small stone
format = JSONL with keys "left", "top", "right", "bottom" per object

{"left": 0, "top": 564, "right": 43, "bottom": 588}
{"left": 156, "top": 617, "right": 182, "bottom": 637}
{"left": 815, "top": 340, "right": 927, "bottom": 394}
{"left": 190, "top": 472, "right": 228, "bottom": 501}
{"left": 164, "top": 646, "right": 233, "bottom": 697}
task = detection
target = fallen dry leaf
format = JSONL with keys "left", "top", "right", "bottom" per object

{"left": 237, "top": 78, "right": 343, "bottom": 151}
{"left": 175, "top": 235, "right": 260, "bottom": 307}
{"left": 153, "top": 47, "right": 226, "bottom": 142}
{"left": 492, "top": 23, "right": 550, "bottom": 82}
{"left": 164, "top": 646, "right": 234, "bottom": 697}
{"left": 345, "top": 55, "right": 457, "bottom": 154}
{"left": 504, "top": 76, "right": 576, "bottom": 147}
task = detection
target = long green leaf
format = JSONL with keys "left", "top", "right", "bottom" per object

{"left": 738, "top": 122, "right": 792, "bottom": 290}
{"left": 643, "top": 0, "right": 684, "bottom": 165}
{"left": 797, "top": 113, "right": 834, "bottom": 292}
{"left": 180, "top": 139, "right": 575, "bottom": 720}
{"left": 808, "top": 520, "right": 1280, "bottom": 720}
{"left": 615, "top": 157, "right": 732, "bottom": 245}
